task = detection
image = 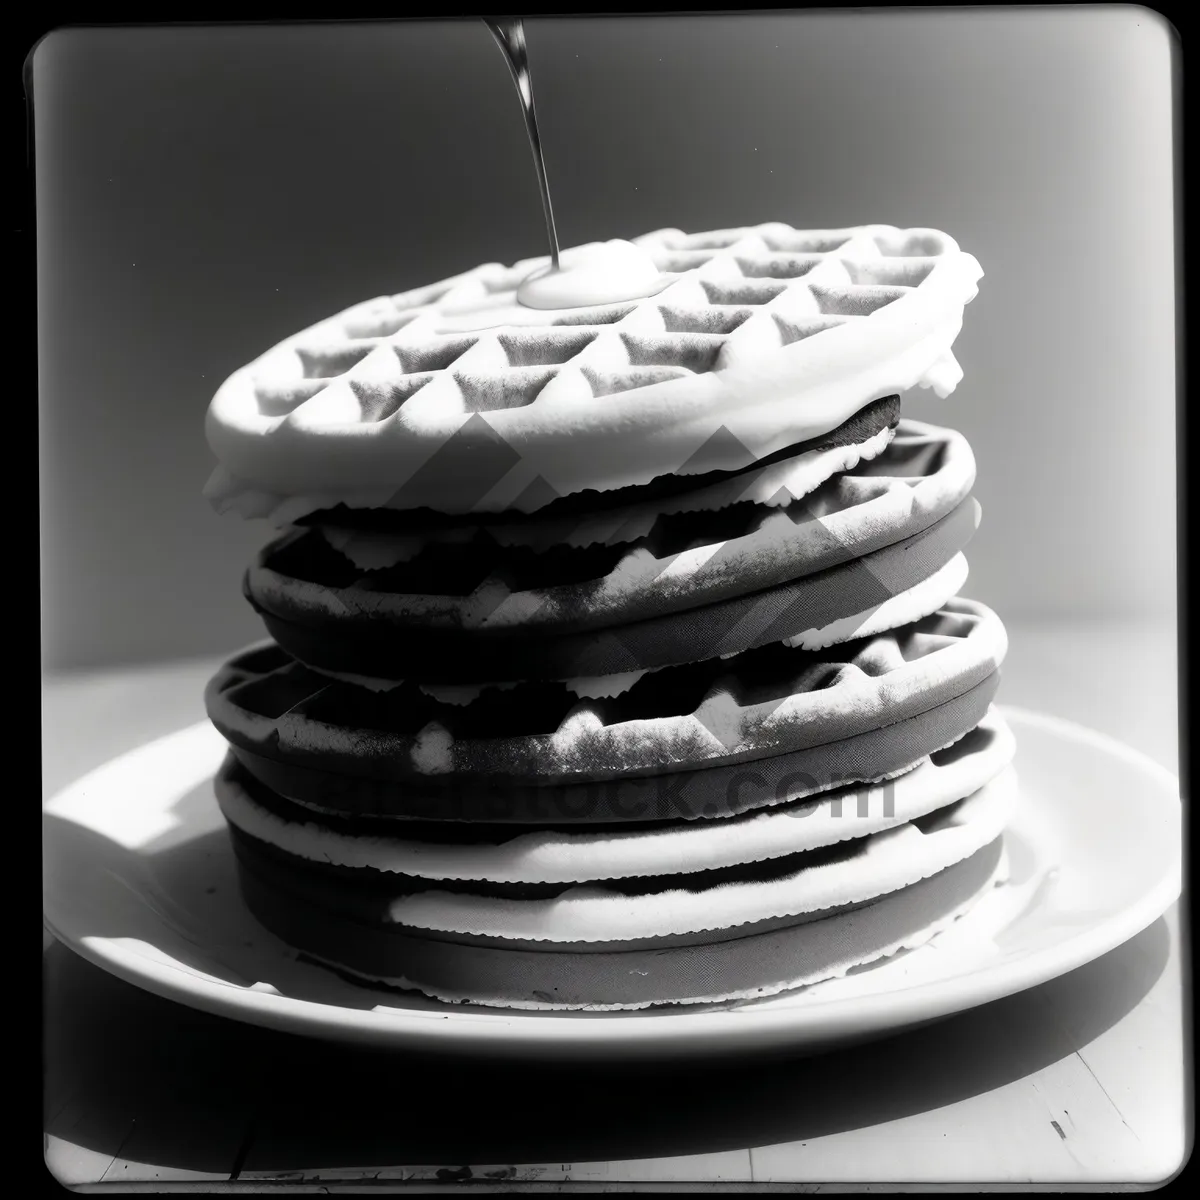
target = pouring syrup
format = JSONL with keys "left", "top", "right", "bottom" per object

{"left": 485, "top": 18, "right": 561, "bottom": 271}
{"left": 483, "top": 18, "right": 668, "bottom": 311}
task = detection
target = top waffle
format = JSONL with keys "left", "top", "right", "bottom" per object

{"left": 205, "top": 224, "right": 983, "bottom": 519}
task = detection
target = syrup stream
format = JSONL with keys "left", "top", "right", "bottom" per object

{"left": 484, "top": 18, "right": 561, "bottom": 270}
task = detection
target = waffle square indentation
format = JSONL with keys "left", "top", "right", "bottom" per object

{"left": 455, "top": 367, "right": 558, "bottom": 412}
{"left": 498, "top": 330, "right": 598, "bottom": 367}
{"left": 621, "top": 333, "right": 725, "bottom": 373}
{"left": 582, "top": 366, "right": 692, "bottom": 397}
{"left": 393, "top": 337, "right": 480, "bottom": 374}
{"left": 254, "top": 379, "right": 330, "bottom": 417}
{"left": 700, "top": 280, "right": 789, "bottom": 306}
{"left": 550, "top": 304, "right": 640, "bottom": 327}
{"left": 657, "top": 306, "right": 754, "bottom": 335}
{"left": 652, "top": 251, "right": 720, "bottom": 273}
{"left": 771, "top": 314, "right": 851, "bottom": 346}
{"left": 296, "top": 343, "right": 377, "bottom": 379}
{"left": 873, "top": 232, "right": 947, "bottom": 257}
{"left": 844, "top": 259, "right": 937, "bottom": 287}
{"left": 348, "top": 375, "right": 437, "bottom": 423}
{"left": 761, "top": 232, "right": 853, "bottom": 254}
{"left": 811, "top": 285, "right": 909, "bottom": 317}
{"left": 679, "top": 232, "right": 746, "bottom": 250}
{"left": 735, "top": 254, "right": 825, "bottom": 280}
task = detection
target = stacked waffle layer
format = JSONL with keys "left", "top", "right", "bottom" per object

{"left": 203, "top": 224, "right": 1012, "bottom": 1009}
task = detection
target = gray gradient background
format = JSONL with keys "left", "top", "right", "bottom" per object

{"left": 35, "top": 9, "right": 1176, "bottom": 670}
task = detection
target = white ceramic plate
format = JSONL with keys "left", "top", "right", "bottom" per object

{"left": 42, "top": 706, "right": 1180, "bottom": 1060}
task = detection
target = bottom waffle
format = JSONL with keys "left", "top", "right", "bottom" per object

{"left": 219, "top": 725, "right": 1017, "bottom": 1009}
{"left": 233, "top": 834, "right": 1007, "bottom": 1011}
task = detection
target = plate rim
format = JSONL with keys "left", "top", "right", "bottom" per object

{"left": 42, "top": 705, "right": 1182, "bottom": 1054}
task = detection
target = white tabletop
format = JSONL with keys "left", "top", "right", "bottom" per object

{"left": 43, "top": 616, "right": 1185, "bottom": 1189}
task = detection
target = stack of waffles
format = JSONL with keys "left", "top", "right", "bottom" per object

{"left": 203, "top": 224, "right": 1015, "bottom": 1009}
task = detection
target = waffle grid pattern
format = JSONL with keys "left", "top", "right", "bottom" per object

{"left": 251, "top": 225, "right": 958, "bottom": 428}
{"left": 213, "top": 713, "right": 1015, "bottom": 885}
{"left": 253, "top": 423, "right": 974, "bottom": 633}
{"left": 207, "top": 598, "right": 1006, "bottom": 783}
